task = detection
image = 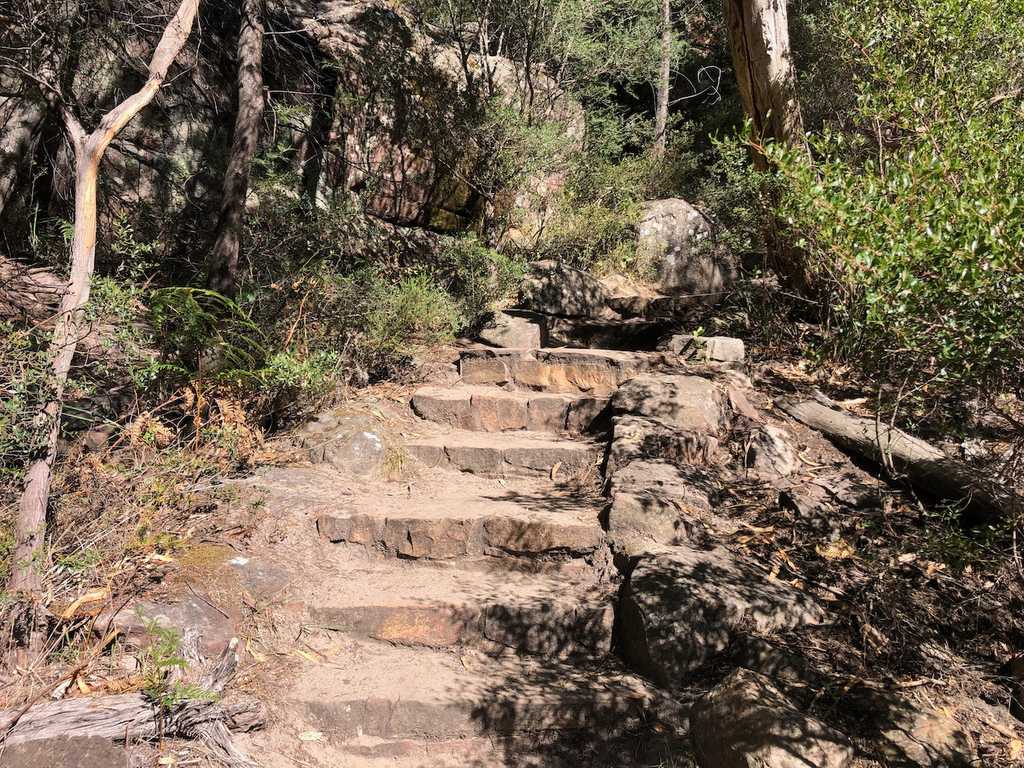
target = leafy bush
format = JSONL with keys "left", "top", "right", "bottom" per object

{"left": 774, "top": 0, "right": 1024, "bottom": 403}
{"left": 432, "top": 234, "right": 525, "bottom": 329}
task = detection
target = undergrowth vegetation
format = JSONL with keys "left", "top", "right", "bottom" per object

{"left": 775, "top": 0, "right": 1024, "bottom": 411}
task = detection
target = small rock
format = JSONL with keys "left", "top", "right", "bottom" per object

{"left": 477, "top": 311, "right": 543, "bottom": 349}
{"left": 0, "top": 736, "right": 128, "bottom": 768}
{"left": 612, "top": 375, "right": 727, "bottom": 435}
{"left": 619, "top": 548, "right": 824, "bottom": 684}
{"left": 518, "top": 260, "right": 615, "bottom": 319}
{"left": 747, "top": 424, "right": 799, "bottom": 476}
{"left": 691, "top": 668, "right": 853, "bottom": 768}
{"left": 303, "top": 415, "right": 386, "bottom": 476}
{"left": 664, "top": 334, "right": 745, "bottom": 363}
{"left": 81, "top": 424, "right": 117, "bottom": 452}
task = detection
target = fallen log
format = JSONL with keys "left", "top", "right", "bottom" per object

{"left": 778, "top": 397, "right": 1021, "bottom": 526}
{"left": 0, "top": 692, "right": 264, "bottom": 746}
{"left": 0, "top": 637, "right": 264, "bottom": 762}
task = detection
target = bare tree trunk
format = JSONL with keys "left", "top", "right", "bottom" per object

{"left": 9, "top": 0, "right": 201, "bottom": 661}
{"left": 724, "top": 0, "right": 804, "bottom": 155}
{"left": 652, "top": 0, "right": 672, "bottom": 159}
{"left": 0, "top": 97, "right": 50, "bottom": 219}
{"left": 208, "top": 0, "right": 265, "bottom": 297}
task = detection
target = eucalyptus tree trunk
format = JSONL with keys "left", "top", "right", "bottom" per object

{"left": 9, "top": 0, "right": 201, "bottom": 661}
{"left": 725, "top": 0, "right": 810, "bottom": 291}
{"left": 724, "top": 0, "right": 804, "bottom": 156}
{"left": 652, "top": 0, "right": 672, "bottom": 159}
{"left": 208, "top": 0, "right": 265, "bottom": 297}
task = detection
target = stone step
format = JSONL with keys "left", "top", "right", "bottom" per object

{"left": 458, "top": 347, "right": 673, "bottom": 395}
{"left": 410, "top": 385, "right": 608, "bottom": 435}
{"left": 289, "top": 642, "right": 657, "bottom": 742}
{"left": 405, "top": 429, "right": 602, "bottom": 478}
{"left": 305, "top": 562, "right": 614, "bottom": 657}
{"left": 316, "top": 475, "right": 607, "bottom": 564}
{"left": 544, "top": 317, "right": 673, "bottom": 351}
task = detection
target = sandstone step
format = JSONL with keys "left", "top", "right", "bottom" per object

{"left": 305, "top": 562, "right": 614, "bottom": 657}
{"left": 316, "top": 476, "right": 607, "bottom": 564}
{"left": 458, "top": 347, "right": 673, "bottom": 395}
{"left": 405, "top": 429, "right": 602, "bottom": 477}
{"left": 544, "top": 317, "right": 673, "bottom": 351}
{"left": 410, "top": 385, "right": 608, "bottom": 435}
{"left": 289, "top": 643, "right": 657, "bottom": 741}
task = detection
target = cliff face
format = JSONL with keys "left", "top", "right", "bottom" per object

{"left": 0, "top": 0, "right": 582, "bottom": 256}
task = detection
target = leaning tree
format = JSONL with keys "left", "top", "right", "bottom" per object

{"left": 0, "top": 0, "right": 202, "bottom": 661}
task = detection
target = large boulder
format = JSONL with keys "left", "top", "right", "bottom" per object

{"left": 619, "top": 547, "right": 825, "bottom": 685}
{"left": 637, "top": 199, "right": 736, "bottom": 302}
{"left": 612, "top": 374, "right": 727, "bottom": 435}
{"left": 691, "top": 669, "right": 854, "bottom": 768}
{"left": 518, "top": 260, "right": 615, "bottom": 319}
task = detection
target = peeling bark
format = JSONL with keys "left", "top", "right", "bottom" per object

{"left": 724, "top": 0, "right": 804, "bottom": 153}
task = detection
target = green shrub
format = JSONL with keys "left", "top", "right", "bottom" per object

{"left": 364, "top": 271, "right": 461, "bottom": 356}
{"left": 432, "top": 234, "right": 526, "bottom": 329}
{"left": 774, "top": 0, "right": 1024, "bottom": 403}
{"left": 532, "top": 152, "right": 652, "bottom": 275}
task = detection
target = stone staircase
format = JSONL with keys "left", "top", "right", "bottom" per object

{"left": 234, "top": 344, "right": 689, "bottom": 766}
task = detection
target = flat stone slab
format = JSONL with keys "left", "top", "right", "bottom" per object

{"left": 405, "top": 429, "right": 601, "bottom": 477}
{"left": 459, "top": 348, "right": 671, "bottom": 395}
{"left": 0, "top": 736, "right": 128, "bottom": 768}
{"left": 544, "top": 317, "right": 670, "bottom": 351}
{"left": 607, "top": 460, "right": 720, "bottom": 553}
{"left": 306, "top": 562, "right": 614, "bottom": 657}
{"left": 103, "top": 593, "right": 237, "bottom": 659}
{"left": 609, "top": 415, "right": 720, "bottom": 473}
{"left": 315, "top": 477, "right": 606, "bottom": 562}
{"left": 410, "top": 385, "right": 608, "bottom": 435}
{"left": 619, "top": 546, "right": 825, "bottom": 686}
{"left": 291, "top": 644, "right": 657, "bottom": 740}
